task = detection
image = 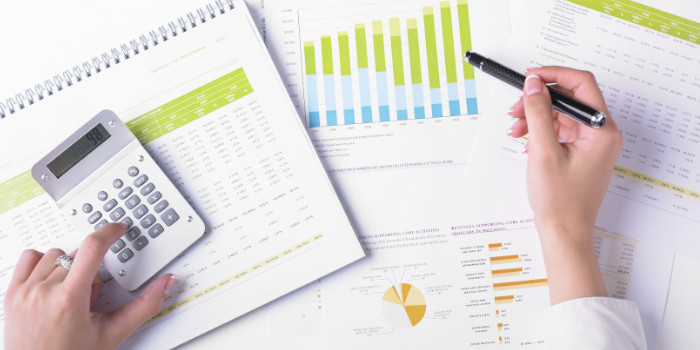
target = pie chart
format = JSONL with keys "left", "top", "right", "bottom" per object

{"left": 381, "top": 283, "right": 427, "bottom": 328}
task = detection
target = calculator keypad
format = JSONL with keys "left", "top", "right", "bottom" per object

{"left": 80, "top": 166, "right": 182, "bottom": 269}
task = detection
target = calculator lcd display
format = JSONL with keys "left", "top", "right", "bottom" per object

{"left": 47, "top": 123, "right": 111, "bottom": 178}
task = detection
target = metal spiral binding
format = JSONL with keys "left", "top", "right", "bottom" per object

{"left": 0, "top": 0, "right": 235, "bottom": 119}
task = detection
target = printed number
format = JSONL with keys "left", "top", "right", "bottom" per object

{"left": 86, "top": 129, "right": 104, "bottom": 145}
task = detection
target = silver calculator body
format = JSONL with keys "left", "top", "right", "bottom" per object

{"left": 32, "top": 110, "right": 205, "bottom": 290}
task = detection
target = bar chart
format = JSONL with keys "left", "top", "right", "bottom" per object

{"left": 301, "top": 0, "right": 478, "bottom": 127}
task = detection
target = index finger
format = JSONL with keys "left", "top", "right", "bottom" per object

{"left": 526, "top": 66, "right": 608, "bottom": 114}
{"left": 66, "top": 223, "right": 127, "bottom": 290}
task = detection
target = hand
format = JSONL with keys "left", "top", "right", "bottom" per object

{"left": 4, "top": 223, "right": 177, "bottom": 349}
{"left": 508, "top": 67, "right": 623, "bottom": 304}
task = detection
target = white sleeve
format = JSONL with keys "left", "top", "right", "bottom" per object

{"left": 540, "top": 297, "right": 646, "bottom": 350}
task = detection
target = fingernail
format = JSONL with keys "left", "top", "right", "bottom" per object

{"left": 507, "top": 129, "right": 513, "bottom": 135}
{"left": 525, "top": 75, "right": 543, "bottom": 95}
{"left": 164, "top": 275, "right": 178, "bottom": 294}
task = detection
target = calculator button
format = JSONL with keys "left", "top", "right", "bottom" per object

{"left": 82, "top": 203, "right": 93, "bottom": 213}
{"left": 125, "top": 227, "right": 141, "bottom": 241}
{"left": 113, "top": 179, "right": 124, "bottom": 189}
{"left": 133, "top": 204, "right": 148, "bottom": 219}
{"left": 161, "top": 209, "right": 180, "bottom": 226}
{"left": 154, "top": 200, "right": 169, "bottom": 213}
{"left": 128, "top": 166, "right": 140, "bottom": 177}
{"left": 140, "top": 183, "right": 155, "bottom": 196}
{"left": 121, "top": 217, "right": 134, "bottom": 228}
{"left": 141, "top": 214, "right": 156, "bottom": 228}
{"left": 98, "top": 191, "right": 108, "bottom": 201}
{"left": 125, "top": 195, "right": 141, "bottom": 209}
{"left": 110, "top": 207, "right": 126, "bottom": 221}
{"left": 133, "top": 236, "right": 149, "bottom": 251}
{"left": 95, "top": 220, "right": 108, "bottom": 231}
{"left": 134, "top": 175, "right": 148, "bottom": 187}
{"left": 103, "top": 199, "right": 118, "bottom": 212}
{"left": 119, "top": 187, "right": 133, "bottom": 200}
{"left": 148, "top": 224, "right": 164, "bottom": 238}
{"left": 110, "top": 239, "right": 126, "bottom": 253}
{"left": 117, "top": 249, "right": 134, "bottom": 263}
{"left": 87, "top": 211, "right": 102, "bottom": 224}
{"left": 147, "top": 191, "right": 162, "bottom": 204}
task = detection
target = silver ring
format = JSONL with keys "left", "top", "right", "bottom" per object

{"left": 54, "top": 255, "right": 73, "bottom": 271}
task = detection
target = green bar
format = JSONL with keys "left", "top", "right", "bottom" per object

{"left": 567, "top": 0, "right": 700, "bottom": 43}
{"left": 0, "top": 171, "right": 45, "bottom": 215}
{"left": 440, "top": 2, "right": 458, "bottom": 84}
{"left": 423, "top": 7, "right": 441, "bottom": 89}
{"left": 389, "top": 18, "right": 405, "bottom": 86}
{"left": 457, "top": 0, "right": 474, "bottom": 80}
{"left": 338, "top": 32, "right": 352, "bottom": 76}
{"left": 304, "top": 41, "right": 316, "bottom": 75}
{"left": 355, "top": 24, "right": 369, "bottom": 69}
{"left": 372, "top": 21, "right": 387, "bottom": 73}
{"left": 321, "top": 36, "right": 334, "bottom": 75}
{"left": 407, "top": 19, "right": 422, "bottom": 85}
{"left": 126, "top": 68, "right": 253, "bottom": 144}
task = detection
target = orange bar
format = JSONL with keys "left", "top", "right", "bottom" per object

{"left": 494, "top": 295, "right": 515, "bottom": 303}
{"left": 492, "top": 268, "right": 523, "bottom": 276}
{"left": 493, "top": 278, "right": 548, "bottom": 291}
{"left": 490, "top": 255, "right": 522, "bottom": 264}
{"left": 488, "top": 243, "right": 502, "bottom": 251}
{"left": 491, "top": 254, "right": 518, "bottom": 261}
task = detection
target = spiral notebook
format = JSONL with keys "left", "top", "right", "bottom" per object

{"left": 0, "top": 0, "right": 364, "bottom": 348}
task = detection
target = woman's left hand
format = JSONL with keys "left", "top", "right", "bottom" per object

{"left": 4, "top": 223, "right": 177, "bottom": 349}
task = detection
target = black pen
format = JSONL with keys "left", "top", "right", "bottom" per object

{"left": 464, "top": 50, "right": 606, "bottom": 128}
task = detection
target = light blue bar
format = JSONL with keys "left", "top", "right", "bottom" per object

{"left": 362, "top": 107, "right": 372, "bottom": 122}
{"left": 395, "top": 85, "right": 407, "bottom": 120}
{"left": 430, "top": 88, "right": 442, "bottom": 117}
{"left": 376, "top": 71, "right": 390, "bottom": 122}
{"left": 342, "top": 76, "right": 355, "bottom": 124}
{"left": 412, "top": 83, "right": 425, "bottom": 119}
{"left": 307, "top": 74, "right": 320, "bottom": 127}
{"left": 309, "top": 112, "right": 320, "bottom": 127}
{"left": 465, "top": 79, "right": 478, "bottom": 114}
{"left": 359, "top": 68, "right": 372, "bottom": 123}
{"left": 324, "top": 74, "right": 337, "bottom": 126}
{"left": 327, "top": 111, "right": 337, "bottom": 126}
{"left": 447, "top": 82, "right": 460, "bottom": 116}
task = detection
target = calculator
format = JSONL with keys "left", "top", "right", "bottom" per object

{"left": 32, "top": 110, "right": 205, "bottom": 290}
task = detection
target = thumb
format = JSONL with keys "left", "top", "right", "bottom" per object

{"left": 523, "top": 75, "right": 560, "bottom": 155}
{"left": 106, "top": 274, "right": 177, "bottom": 340}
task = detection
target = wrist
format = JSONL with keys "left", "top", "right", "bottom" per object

{"left": 534, "top": 217, "right": 596, "bottom": 247}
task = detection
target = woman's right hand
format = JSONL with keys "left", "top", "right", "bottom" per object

{"left": 508, "top": 67, "right": 623, "bottom": 304}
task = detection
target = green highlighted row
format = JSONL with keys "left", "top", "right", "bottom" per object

{"left": 0, "top": 171, "right": 45, "bottom": 215}
{"left": 568, "top": 0, "right": 700, "bottom": 43}
{"left": 0, "top": 68, "right": 254, "bottom": 214}
{"left": 127, "top": 68, "right": 254, "bottom": 144}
